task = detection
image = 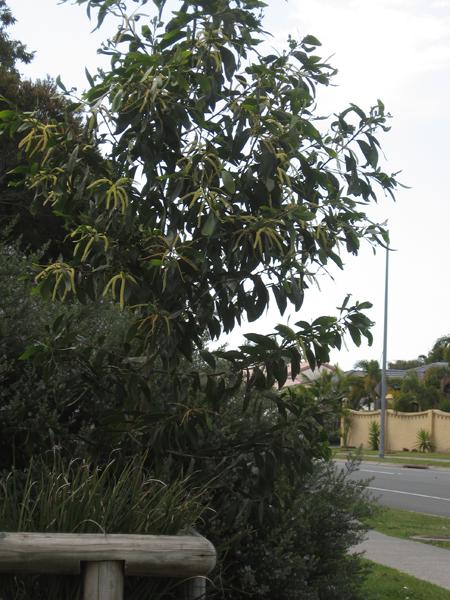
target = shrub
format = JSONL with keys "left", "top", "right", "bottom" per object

{"left": 131, "top": 381, "right": 373, "bottom": 600}
{"left": 342, "top": 411, "right": 353, "bottom": 448}
{"left": 416, "top": 429, "right": 434, "bottom": 453}
{"left": 0, "top": 242, "right": 137, "bottom": 470}
{"left": 205, "top": 459, "right": 372, "bottom": 600}
{"left": 369, "top": 420, "right": 380, "bottom": 451}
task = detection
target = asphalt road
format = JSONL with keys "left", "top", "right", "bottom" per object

{"left": 335, "top": 459, "right": 450, "bottom": 517}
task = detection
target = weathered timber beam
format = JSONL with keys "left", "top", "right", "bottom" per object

{"left": 0, "top": 532, "right": 216, "bottom": 577}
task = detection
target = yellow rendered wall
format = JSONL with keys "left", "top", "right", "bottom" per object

{"left": 342, "top": 411, "right": 378, "bottom": 449}
{"left": 434, "top": 410, "right": 450, "bottom": 452}
{"left": 343, "top": 409, "right": 450, "bottom": 452}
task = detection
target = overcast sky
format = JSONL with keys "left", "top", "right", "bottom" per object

{"left": 7, "top": 0, "right": 450, "bottom": 369}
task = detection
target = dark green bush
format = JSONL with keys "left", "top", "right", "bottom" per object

{"left": 0, "top": 242, "right": 137, "bottom": 470}
{"left": 205, "top": 460, "right": 371, "bottom": 600}
{"left": 122, "top": 382, "right": 372, "bottom": 600}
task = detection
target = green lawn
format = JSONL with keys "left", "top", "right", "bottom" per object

{"left": 366, "top": 506, "right": 450, "bottom": 550}
{"left": 361, "top": 560, "right": 450, "bottom": 599}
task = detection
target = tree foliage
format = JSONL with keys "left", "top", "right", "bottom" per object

{"left": 353, "top": 359, "right": 381, "bottom": 409}
{"left": 0, "top": 0, "right": 400, "bottom": 403}
{"left": 388, "top": 358, "right": 423, "bottom": 370}
{"left": 0, "top": 0, "right": 33, "bottom": 75}
{"left": 392, "top": 369, "right": 450, "bottom": 412}
{"left": 426, "top": 335, "right": 450, "bottom": 364}
{"left": 0, "top": 2, "right": 101, "bottom": 257}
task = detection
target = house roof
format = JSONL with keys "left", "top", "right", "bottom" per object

{"left": 345, "top": 362, "right": 449, "bottom": 380}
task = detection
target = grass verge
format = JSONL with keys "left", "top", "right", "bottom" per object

{"left": 360, "top": 560, "right": 450, "bottom": 599}
{"left": 361, "top": 450, "right": 450, "bottom": 460}
{"left": 333, "top": 448, "right": 450, "bottom": 468}
{"left": 356, "top": 455, "right": 450, "bottom": 468}
{"left": 366, "top": 506, "right": 450, "bottom": 550}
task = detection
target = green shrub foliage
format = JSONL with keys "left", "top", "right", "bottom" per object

{"left": 368, "top": 420, "right": 380, "bottom": 451}
{"left": 204, "top": 459, "right": 371, "bottom": 600}
{"left": 0, "top": 242, "right": 135, "bottom": 470}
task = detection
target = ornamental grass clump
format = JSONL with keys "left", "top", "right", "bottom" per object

{"left": 0, "top": 454, "right": 205, "bottom": 599}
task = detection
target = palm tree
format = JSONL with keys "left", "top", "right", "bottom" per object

{"left": 354, "top": 359, "right": 381, "bottom": 409}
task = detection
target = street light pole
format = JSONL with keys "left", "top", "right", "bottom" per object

{"left": 379, "top": 243, "right": 389, "bottom": 459}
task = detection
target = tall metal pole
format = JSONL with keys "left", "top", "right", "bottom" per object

{"left": 379, "top": 244, "right": 389, "bottom": 459}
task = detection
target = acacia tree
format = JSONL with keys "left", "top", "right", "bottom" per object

{"left": 0, "top": 0, "right": 399, "bottom": 402}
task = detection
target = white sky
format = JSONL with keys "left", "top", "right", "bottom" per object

{"left": 7, "top": 0, "right": 450, "bottom": 369}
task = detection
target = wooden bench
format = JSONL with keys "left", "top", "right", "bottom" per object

{"left": 0, "top": 531, "right": 216, "bottom": 599}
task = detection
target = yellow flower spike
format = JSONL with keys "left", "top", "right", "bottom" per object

{"left": 87, "top": 178, "right": 130, "bottom": 214}
{"left": 69, "top": 226, "right": 109, "bottom": 262}
{"left": 35, "top": 262, "right": 76, "bottom": 301}
{"left": 80, "top": 237, "right": 95, "bottom": 262}
{"left": 52, "top": 273, "right": 63, "bottom": 301}
{"left": 103, "top": 271, "right": 137, "bottom": 309}
{"left": 18, "top": 122, "right": 57, "bottom": 157}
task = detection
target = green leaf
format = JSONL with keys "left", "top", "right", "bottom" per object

{"left": 201, "top": 212, "right": 218, "bottom": 237}
{"left": 200, "top": 350, "right": 216, "bottom": 369}
{"left": 221, "top": 170, "right": 236, "bottom": 194}
{"left": 0, "top": 110, "right": 16, "bottom": 120}
{"left": 19, "top": 344, "right": 43, "bottom": 360}
{"left": 357, "top": 140, "right": 378, "bottom": 168}
{"left": 348, "top": 325, "right": 362, "bottom": 346}
{"left": 312, "top": 316, "right": 337, "bottom": 328}
{"left": 220, "top": 46, "right": 237, "bottom": 81}
{"left": 302, "top": 34, "right": 321, "bottom": 47}
{"left": 85, "top": 67, "right": 95, "bottom": 87}
{"left": 55, "top": 75, "right": 68, "bottom": 93}
{"left": 111, "top": 88, "right": 123, "bottom": 113}
{"left": 275, "top": 324, "right": 296, "bottom": 340}
{"left": 357, "top": 301, "right": 373, "bottom": 310}
{"left": 159, "top": 28, "right": 186, "bottom": 49}
{"left": 244, "top": 333, "right": 279, "bottom": 351}
{"left": 95, "top": 0, "right": 115, "bottom": 30}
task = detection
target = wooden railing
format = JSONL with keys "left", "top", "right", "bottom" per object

{"left": 0, "top": 531, "right": 216, "bottom": 600}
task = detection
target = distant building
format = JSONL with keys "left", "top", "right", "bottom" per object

{"left": 346, "top": 362, "right": 448, "bottom": 383}
{"left": 283, "top": 362, "right": 335, "bottom": 388}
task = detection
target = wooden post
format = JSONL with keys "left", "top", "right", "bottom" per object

{"left": 83, "top": 561, "right": 124, "bottom": 600}
{"left": 185, "top": 576, "right": 206, "bottom": 600}
{"left": 0, "top": 531, "right": 216, "bottom": 598}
